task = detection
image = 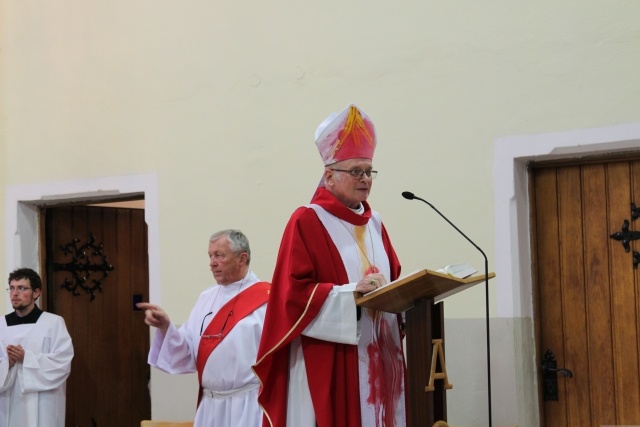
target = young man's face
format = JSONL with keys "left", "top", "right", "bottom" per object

{"left": 9, "top": 278, "right": 40, "bottom": 314}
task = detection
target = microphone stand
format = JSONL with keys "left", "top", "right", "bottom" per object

{"left": 403, "top": 193, "right": 492, "bottom": 427}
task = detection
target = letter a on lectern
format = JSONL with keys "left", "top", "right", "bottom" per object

{"left": 426, "top": 339, "right": 453, "bottom": 392}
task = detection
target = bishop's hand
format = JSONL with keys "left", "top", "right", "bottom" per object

{"left": 355, "top": 273, "right": 388, "bottom": 293}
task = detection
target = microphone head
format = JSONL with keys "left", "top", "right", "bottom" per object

{"left": 401, "top": 191, "right": 415, "bottom": 200}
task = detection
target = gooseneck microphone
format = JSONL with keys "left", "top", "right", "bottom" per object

{"left": 402, "top": 190, "right": 492, "bottom": 427}
{"left": 401, "top": 192, "right": 486, "bottom": 257}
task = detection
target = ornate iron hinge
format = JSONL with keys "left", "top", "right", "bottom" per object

{"left": 610, "top": 203, "right": 640, "bottom": 269}
{"left": 53, "top": 233, "right": 115, "bottom": 301}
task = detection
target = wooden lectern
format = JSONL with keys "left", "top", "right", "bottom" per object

{"left": 356, "top": 269, "right": 495, "bottom": 427}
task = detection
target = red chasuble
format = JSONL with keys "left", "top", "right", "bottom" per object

{"left": 197, "top": 281, "right": 270, "bottom": 406}
{"left": 254, "top": 188, "right": 402, "bottom": 427}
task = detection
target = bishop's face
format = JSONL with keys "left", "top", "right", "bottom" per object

{"left": 9, "top": 278, "right": 40, "bottom": 315}
{"left": 324, "top": 158, "right": 374, "bottom": 209}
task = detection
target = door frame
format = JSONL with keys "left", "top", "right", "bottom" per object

{"left": 3, "top": 173, "right": 160, "bottom": 313}
{"left": 492, "top": 122, "right": 640, "bottom": 425}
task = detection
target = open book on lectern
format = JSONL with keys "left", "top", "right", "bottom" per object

{"left": 355, "top": 268, "right": 495, "bottom": 314}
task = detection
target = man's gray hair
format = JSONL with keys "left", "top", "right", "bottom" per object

{"left": 209, "top": 229, "right": 251, "bottom": 265}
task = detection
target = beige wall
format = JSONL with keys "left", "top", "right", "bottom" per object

{"left": 2, "top": 1, "right": 639, "bottom": 425}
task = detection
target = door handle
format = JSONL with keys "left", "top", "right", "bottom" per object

{"left": 541, "top": 364, "right": 573, "bottom": 378}
{"left": 541, "top": 349, "right": 573, "bottom": 401}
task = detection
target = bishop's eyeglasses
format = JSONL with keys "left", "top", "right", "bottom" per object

{"left": 330, "top": 169, "right": 378, "bottom": 179}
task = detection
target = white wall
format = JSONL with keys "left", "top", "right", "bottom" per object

{"left": 2, "top": 1, "right": 639, "bottom": 425}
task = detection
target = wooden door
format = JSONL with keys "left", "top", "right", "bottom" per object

{"left": 531, "top": 157, "right": 640, "bottom": 427}
{"left": 42, "top": 205, "right": 151, "bottom": 427}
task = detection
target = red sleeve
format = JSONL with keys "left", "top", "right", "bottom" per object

{"left": 254, "top": 207, "right": 349, "bottom": 426}
{"left": 259, "top": 207, "right": 343, "bottom": 351}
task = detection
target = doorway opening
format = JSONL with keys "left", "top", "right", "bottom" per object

{"left": 492, "top": 122, "right": 640, "bottom": 425}
{"left": 4, "top": 174, "right": 160, "bottom": 425}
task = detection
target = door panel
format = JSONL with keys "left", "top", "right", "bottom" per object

{"left": 44, "top": 205, "right": 151, "bottom": 427}
{"left": 607, "top": 162, "right": 640, "bottom": 422}
{"left": 533, "top": 167, "right": 567, "bottom": 425}
{"left": 556, "top": 166, "right": 590, "bottom": 427}
{"left": 581, "top": 164, "right": 615, "bottom": 424}
{"left": 531, "top": 158, "right": 640, "bottom": 427}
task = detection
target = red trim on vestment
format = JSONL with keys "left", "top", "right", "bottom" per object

{"left": 196, "top": 281, "right": 270, "bottom": 407}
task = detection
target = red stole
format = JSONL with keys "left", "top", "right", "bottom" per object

{"left": 196, "top": 281, "right": 270, "bottom": 406}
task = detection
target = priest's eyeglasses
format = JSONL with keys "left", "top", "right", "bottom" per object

{"left": 330, "top": 169, "right": 378, "bottom": 179}
{"left": 6, "top": 286, "right": 33, "bottom": 293}
{"left": 200, "top": 311, "right": 233, "bottom": 337}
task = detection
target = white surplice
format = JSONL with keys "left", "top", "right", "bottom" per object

{"left": 148, "top": 271, "right": 265, "bottom": 427}
{"left": 0, "top": 312, "right": 74, "bottom": 427}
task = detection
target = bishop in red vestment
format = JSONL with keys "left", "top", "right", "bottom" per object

{"left": 254, "top": 105, "right": 407, "bottom": 427}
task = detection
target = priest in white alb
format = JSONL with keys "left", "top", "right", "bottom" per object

{"left": 138, "top": 229, "right": 269, "bottom": 427}
{"left": 1, "top": 267, "right": 74, "bottom": 427}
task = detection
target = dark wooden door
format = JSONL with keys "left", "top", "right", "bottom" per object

{"left": 531, "top": 157, "right": 640, "bottom": 426}
{"left": 43, "top": 206, "right": 151, "bottom": 427}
